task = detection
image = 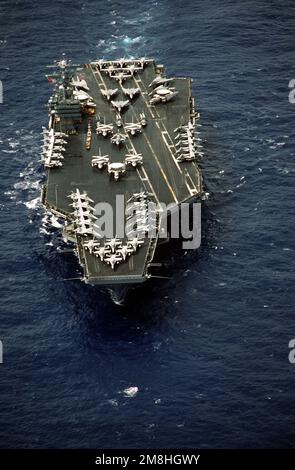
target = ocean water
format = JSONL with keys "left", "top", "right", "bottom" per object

{"left": 0, "top": 0, "right": 295, "bottom": 449}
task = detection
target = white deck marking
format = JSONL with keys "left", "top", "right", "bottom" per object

{"left": 133, "top": 75, "right": 182, "bottom": 174}
{"left": 90, "top": 66, "right": 163, "bottom": 205}
{"left": 137, "top": 166, "right": 159, "bottom": 204}
{"left": 161, "top": 132, "right": 181, "bottom": 172}
{"left": 115, "top": 77, "right": 178, "bottom": 203}
{"left": 185, "top": 170, "right": 198, "bottom": 194}
{"left": 135, "top": 71, "right": 203, "bottom": 195}
{"left": 89, "top": 63, "right": 200, "bottom": 201}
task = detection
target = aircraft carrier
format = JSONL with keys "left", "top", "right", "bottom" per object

{"left": 41, "top": 58, "right": 203, "bottom": 285}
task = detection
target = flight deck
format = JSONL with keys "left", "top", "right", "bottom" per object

{"left": 42, "top": 58, "right": 203, "bottom": 285}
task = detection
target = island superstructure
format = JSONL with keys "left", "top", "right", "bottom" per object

{"left": 41, "top": 58, "right": 203, "bottom": 285}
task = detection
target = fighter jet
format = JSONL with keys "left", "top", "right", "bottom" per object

{"left": 93, "top": 245, "right": 111, "bottom": 261}
{"left": 111, "top": 100, "right": 129, "bottom": 112}
{"left": 175, "top": 127, "right": 189, "bottom": 134}
{"left": 128, "top": 202, "right": 145, "bottom": 210}
{"left": 122, "top": 87, "right": 140, "bottom": 99}
{"left": 135, "top": 208, "right": 148, "bottom": 217}
{"left": 70, "top": 200, "right": 95, "bottom": 210}
{"left": 163, "top": 90, "right": 179, "bottom": 102}
{"left": 101, "top": 88, "right": 118, "bottom": 100}
{"left": 126, "top": 63, "right": 137, "bottom": 75}
{"left": 137, "top": 58, "right": 148, "bottom": 68}
{"left": 175, "top": 139, "right": 188, "bottom": 147}
{"left": 148, "top": 76, "right": 174, "bottom": 88}
{"left": 113, "top": 71, "right": 131, "bottom": 84}
{"left": 80, "top": 204, "right": 96, "bottom": 215}
{"left": 54, "top": 132, "right": 68, "bottom": 138}
{"left": 96, "top": 122, "right": 114, "bottom": 137}
{"left": 117, "top": 245, "right": 134, "bottom": 260}
{"left": 54, "top": 138, "right": 68, "bottom": 145}
{"left": 136, "top": 228, "right": 148, "bottom": 238}
{"left": 177, "top": 149, "right": 195, "bottom": 158}
{"left": 51, "top": 152, "right": 64, "bottom": 160}
{"left": 68, "top": 191, "right": 94, "bottom": 204}
{"left": 139, "top": 113, "right": 147, "bottom": 126}
{"left": 53, "top": 132, "right": 68, "bottom": 144}
{"left": 114, "top": 114, "right": 122, "bottom": 128}
{"left": 97, "top": 59, "right": 109, "bottom": 70}
{"left": 174, "top": 134, "right": 188, "bottom": 142}
{"left": 73, "top": 90, "right": 92, "bottom": 101}
{"left": 127, "top": 193, "right": 148, "bottom": 204}
{"left": 149, "top": 85, "right": 175, "bottom": 96}
{"left": 76, "top": 227, "right": 93, "bottom": 236}
{"left": 114, "top": 58, "right": 126, "bottom": 68}
{"left": 53, "top": 145, "right": 66, "bottom": 152}
{"left": 42, "top": 142, "right": 51, "bottom": 151}
{"left": 45, "top": 160, "right": 62, "bottom": 168}
{"left": 91, "top": 148, "right": 110, "bottom": 169}
{"left": 75, "top": 216, "right": 93, "bottom": 227}
{"left": 105, "top": 238, "right": 122, "bottom": 253}
{"left": 92, "top": 154, "right": 109, "bottom": 169}
{"left": 149, "top": 95, "right": 162, "bottom": 105}
{"left": 83, "top": 239, "right": 101, "bottom": 254}
{"left": 155, "top": 87, "right": 175, "bottom": 97}
{"left": 174, "top": 124, "right": 189, "bottom": 133}
{"left": 127, "top": 237, "right": 144, "bottom": 251}
{"left": 104, "top": 253, "right": 123, "bottom": 270}
{"left": 71, "top": 76, "right": 90, "bottom": 91}
{"left": 42, "top": 128, "right": 67, "bottom": 138}
{"left": 111, "top": 133, "right": 126, "bottom": 146}
{"left": 176, "top": 147, "right": 191, "bottom": 154}
{"left": 79, "top": 194, "right": 94, "bottom": 204}
{"left": 42, "top": 135, "right": 53, "bottom": 143}
{"left": 126, "top": 210, "right": 137, "bottom": 222}
{"left": 125, "top": 151, "right": 143, "bottom": 167}
{"left": 175, "top": 122, "right": 194, "bottom": 133}
{"left": 126, "top": 217, "right": 139, "bottom": 229}
{"left": 74, "top": 209, "right": 97, "bottom": 221}
{"left": 133, "top": 191, "right": 150, "bottom": 199}
{"left": 50, "top": 158, "right": 64, "bottom": 166}
{"left": 125, "top": 122, "right": 142, "bottom": 136}
{"left": 177, "top": 154, "right": 196, "bottom": 162}
{"left": 105, "top": 65, "right": 115, "bottom": 76}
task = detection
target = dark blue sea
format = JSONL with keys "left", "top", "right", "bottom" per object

{"left": 0, "top": 0, "right": 295, "bottom": 449}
